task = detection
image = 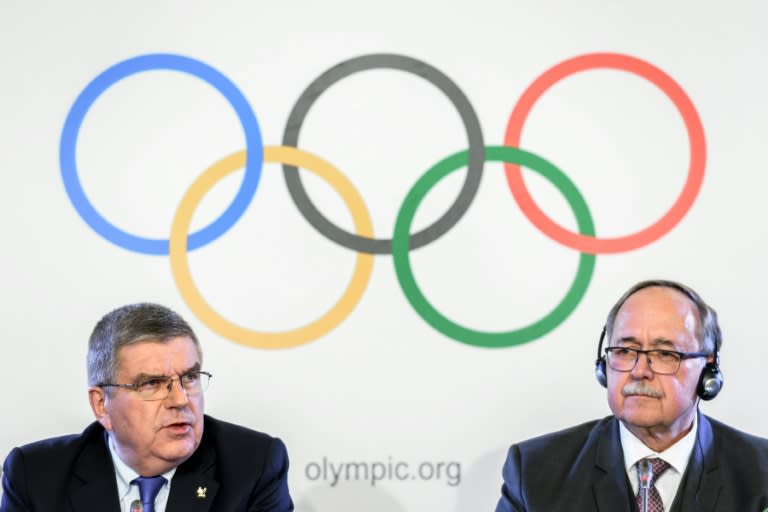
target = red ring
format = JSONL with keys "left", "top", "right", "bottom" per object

{"left": 504, "top": 52, "right": 706, "bottom": 254}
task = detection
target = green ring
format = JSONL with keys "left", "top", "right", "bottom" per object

{"left": 393, "top": 145, "right": 596, "bottom": 348}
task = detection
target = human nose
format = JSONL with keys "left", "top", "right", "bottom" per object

{"left": 164, "top": 377, "right": 190, "bottom": 405}
{"left": 630, "top": 351, "right": 654, "bottom": 378}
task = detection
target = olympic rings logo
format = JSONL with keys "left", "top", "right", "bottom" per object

{"left": 60, "top": 52, "right": 705, "bottom": 349}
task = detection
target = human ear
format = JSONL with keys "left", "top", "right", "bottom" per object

{"left": 88, "top": 386, "right": 113, "bottom": 431}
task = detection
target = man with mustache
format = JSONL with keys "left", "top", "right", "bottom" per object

{"left": 495, "top": 279, "right": 768, "bottom": 511}
{"left": 1, "top": 303, "right": 294, "bottom": 511}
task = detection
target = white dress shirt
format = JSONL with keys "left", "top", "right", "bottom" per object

{"left": 620, "top": 413, "right": 698, "bottom": 510}
{"left": 107, "top": 435, "right": 176, "bottom": 512}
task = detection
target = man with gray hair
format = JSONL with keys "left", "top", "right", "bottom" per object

{"left": 1, "top": 303, "right": 294, "bottom": 511}
{"left": 495, "top": 279, "right": 768, "bottom": 511}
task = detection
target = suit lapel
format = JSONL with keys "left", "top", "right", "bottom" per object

{"left": 593, "top": 418, "right": 636, "bottom": 512}
{"left": 166, "top": 431, "right": 220, "bottom": 512}
{"left": 674, "top": 414, "right": 721, "bottom": 512}
{"left": 68, "top": 425, "right": 122, "bottom": 512}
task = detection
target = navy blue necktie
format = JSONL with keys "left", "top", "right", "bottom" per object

{"left": 131, "top": 475, "right": 166, "bottom": 512}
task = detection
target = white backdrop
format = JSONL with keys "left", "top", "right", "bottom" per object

{"left": 1, "top": 1, "right": 767, "bottom": 510}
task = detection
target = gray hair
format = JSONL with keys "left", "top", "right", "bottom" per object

{"left": 604, "top": 279, "right": 721, "bottom": 355}
{"left": 87, "top": 303, "right": 201, "bottom": 386}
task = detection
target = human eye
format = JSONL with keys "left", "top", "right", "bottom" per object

{"left": 137, "top": 377, "right": 167, "bottom": 392}
{"left": 182, "top": 372, "right": 200, "bottom": 384}
{"left": 653, "top": 350, "right": 681, "bottom": 362}
{"left": 611, "top": 347, "right": 634, "bottom": 357}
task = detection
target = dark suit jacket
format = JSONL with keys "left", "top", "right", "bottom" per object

{"left": 1, "top": 415, "right": 294, "bottom": 512}
{"left": 495, "top": 413, "right": 768, "bottom": 512}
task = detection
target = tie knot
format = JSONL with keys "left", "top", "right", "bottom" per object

{"left": 131, "top": 475, "right": 167, "bottom": 509}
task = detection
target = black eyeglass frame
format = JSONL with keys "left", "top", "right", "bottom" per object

{"left": 604, "top": 347, "right": 709, "bottom": 375}
{"left": 98, "top": 371, "right": 212, "bottom": 400}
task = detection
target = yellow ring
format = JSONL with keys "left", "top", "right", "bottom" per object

{"left": 169, "top": 146, "right": 374, "bottom": 349}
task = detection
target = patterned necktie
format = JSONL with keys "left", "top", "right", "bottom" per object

{"left": 635, "top": 458, "right": 670, "bottom": 512}
{"left": 131, "top": 475, "right": 167, "bottom": 512}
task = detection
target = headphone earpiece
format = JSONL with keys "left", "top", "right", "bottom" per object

{"left": 595, "top": 357, "right": 607, "bottom": 388}
{"left": 696, "top": 323, "right": 723, "bottom": 400}
{"left": 595, "top": 327, "right": 608, "bottom": 388}
{"left": 697, "top": 361, "right": 723, "bottom": 400}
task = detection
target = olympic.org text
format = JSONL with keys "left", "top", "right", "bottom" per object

{"left": 305, "top": 457, "right": 461, "bottom": 487}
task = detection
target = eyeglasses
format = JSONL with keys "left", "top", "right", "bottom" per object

{"left": 604, "top": 347, "right": 708, "bottom": 375}
{"left": 99, "top": 371, "right": 212, "bottom": 401}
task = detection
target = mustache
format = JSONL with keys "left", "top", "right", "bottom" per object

{"left": 622, "top": 382, "right": 663, "bottom": 398}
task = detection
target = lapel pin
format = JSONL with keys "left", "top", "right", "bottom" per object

{"left": 196, "top": 486, "right": 207, "bottom": 499}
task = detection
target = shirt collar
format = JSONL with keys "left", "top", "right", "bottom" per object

{"left": 106, "top": 432, "right": 176, "bottom": 500}
{"left": 619, "top": 411, "right": 698, "bottom": 475}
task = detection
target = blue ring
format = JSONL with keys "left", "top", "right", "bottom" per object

{"left": 60, "top": 53, "right": 263, "bottom": 255}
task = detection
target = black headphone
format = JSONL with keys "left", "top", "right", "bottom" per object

{"left": 594, "top": 326, "right": 723, "bottom": 401}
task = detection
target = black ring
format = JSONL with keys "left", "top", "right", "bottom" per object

{"left": 282, "top": 53, "right": 485, "bottom": 254}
